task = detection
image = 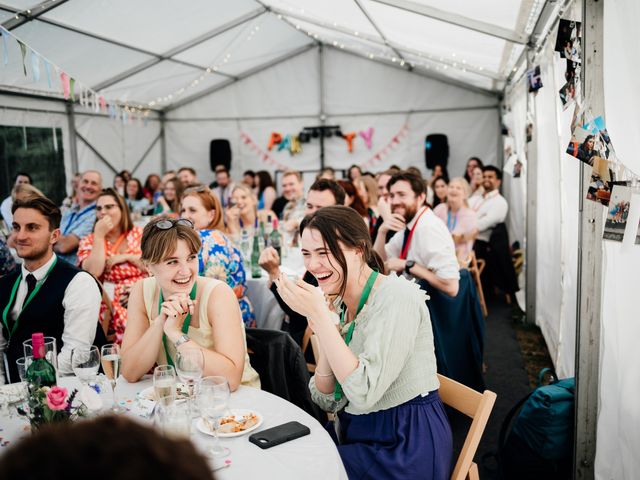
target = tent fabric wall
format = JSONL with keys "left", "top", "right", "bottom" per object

{"left": 595, "top": 0, "right": 640, "bottom": 478}
{"left": 167, "top": 47, "right": 500, "bottom": 185}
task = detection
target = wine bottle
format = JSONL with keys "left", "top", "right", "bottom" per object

{"left": 251, "top": 228, "right": 262, "bottom": 279}
{"left": 25, "top": 333, "right": 56, "bottom": 389}
{"left": 270, "top": 218, "right": 282, "bottom": 262}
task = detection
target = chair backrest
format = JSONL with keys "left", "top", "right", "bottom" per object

{"left": 437, "top": 374, "right": 497, "bottom": 480}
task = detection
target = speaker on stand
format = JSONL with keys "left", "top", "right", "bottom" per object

{"left": 210, "top": 139, "right": 232, "bottom": 171}
{"left": 424, "top": 134, "right": 449, "bottom": 170}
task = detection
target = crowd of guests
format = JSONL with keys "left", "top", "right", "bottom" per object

{"left": 0, "top": 157, "right": 518, "bottom": 479}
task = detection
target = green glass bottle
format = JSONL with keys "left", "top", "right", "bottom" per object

{"left": 270, "top": 218, "right": 282, "bottom": 263}
{"left": 251, "top": 227, "right": 262, "bottom": 279}
{"left": 25, "top": 333, "right": 56, "bottom": 390}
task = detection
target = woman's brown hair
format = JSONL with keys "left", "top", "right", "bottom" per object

{"left": 98, "top": 188, "right": 133, "bottom": 234}
{"left": 164, "top": 177, "right": 184, "bottom": 213}
{"left": 181, "top": 185, "right": 226, "bottom": 232}
{"left": 300, "top": 205, "right": 385, "bottom": 300}
{"left": 141, "top": 215, "right": 201, "bottom": 265}
{"left": 337, "top": 180, "right": 367, "bottom": 217}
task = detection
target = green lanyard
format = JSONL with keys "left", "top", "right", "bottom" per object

{"left": 334, "top": 270, "right": 379, "bottom": 402}
{"left": 2, "top": 256, "right": 58, "bottom": 340}
{"left": 158, "top": 283, "right": 197, "bottom": 367}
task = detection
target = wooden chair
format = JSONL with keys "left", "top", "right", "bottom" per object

{"left": 466, "top": 252, "right": 488, "bottom": 317}
{"left": 437, "top": 373, "right": 497, "bottom": 480}
{"left": 301, "top": 327, "right": 319, "bottom": 373}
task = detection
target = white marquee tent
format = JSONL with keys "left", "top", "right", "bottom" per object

{"left": 0, "top": 1, "right": 638, "bottom": 478}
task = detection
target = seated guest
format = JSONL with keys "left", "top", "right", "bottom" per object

{"left": 338, "top": 180, "right": 368, "bottom": 226}
{"left": 373, "top": 172, "right": 459, "bottom": 297}
{"left": 121, "top": 216, "right": 259, "bottom": 389}
{"left": 275, "top": 206, "right": 452, "bottom": 479}
{"left": 434, "top": 177, "right": 478, "bottom": 263}
{"left": 180, "top": 186, "right": 256, "bottom": 328}
{"left": 113, "top": 173, "right": 126, "bottom": 197}
{"left": 0, "top": 416, "right": 215, "bottom": 480}
{"left": 1, "top": 173, "right": 32, "bottom": 228}
{"left": 154, "top": 176, "right": 183, "bottom": 216}
{"left": 464, "top": 156, "right": 484, "bottom": 183}
{"left": 347, "top": 164, "right": 362, "bottom": 182}
{"left": 0, "top": 238, "right": 16, "bottom": 277}
{"left": 316, "top": 166, "right": 336, "bottom": 180}
{"left": 259, "top": 179, "right": 345, "bottom": 346}
{"left": 430, "top": 164, "right": 449, "bottom": 184}
{"left": 54, "top": 170, "right": 102, "bottom": 266}
{"left": 371, "top": 168, "right": 399, "bottom": 243}
{"left": 474, "top": 166, "right": 508, "bottom": 242}
{"left": 469, "top": 166, "right": 485, "bottom": 203}
{"left": 242, "top": 169, "right": 256, "bottom": 188}
{"left": 124, "top": 178, "right": 151, "bottom": 215}
{"left": 177, "top": 167, "right": 198, "bottom": 187}
{"left": 431, "top": 176, "right": 448, "bottom": 208}
{"left": 142, "top": 173, "right": 161, "bottom": 202}
{"left": 61, "top": 172, "right": 82, "bottom": 214}
{"left": 279, "top": 170, "right": 306, "bottom": 231}
{"left": 5, "top": 184, "right": 46, "bottom": 249}
{"left": 354, "top": 175, "right": 379, "bottom": 235}
{"left": 211, "top": 166, "right": 235, "bottom": 208}
{"left": 255, "top": 170, "right": 277, "bottom": 211}
{"left": 77, "top": 189, "right": 148, "bottom": 344}
{"left": 1, "top": 197, "right": 100, "bottom": 382}
{"left": 225, "top": 183, "right": 273, "bottom": 241}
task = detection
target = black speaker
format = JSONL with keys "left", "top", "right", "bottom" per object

{"left": 424, "top": 134, "right": 449, "bottom": 169}
{"left": 210, "top": 139, "right": 231, "bottom": 171}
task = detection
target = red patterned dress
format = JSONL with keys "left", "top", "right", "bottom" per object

{"left": 77, "top": 226, "right": 147, "bottom": 344}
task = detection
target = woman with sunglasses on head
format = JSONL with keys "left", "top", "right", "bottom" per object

{"left": 180, "top": 185, "right": 255, "bottom": 327}
{"left": 275, "top": 206, "right": 452, "bottom": 479}
{"left": 77, "top": 189, "right": 148, "bottom": 344}
{"left": 120, "top": 216, "right": 260, "bottom": 389}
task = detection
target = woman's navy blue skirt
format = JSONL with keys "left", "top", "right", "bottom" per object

{"left": 330, "top": 391, "right": 452, "bottom": 480}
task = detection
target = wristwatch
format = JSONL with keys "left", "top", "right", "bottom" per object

{"left": 404, "top": 260, "right": 416, "bottom": 275}
{"left": 174, "top": 334, "right": 190, "bottom": 349}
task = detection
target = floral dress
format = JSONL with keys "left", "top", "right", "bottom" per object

{"left": 198, "top": 229, "right": 255, "bottom": 328}
{"left": 77, "top": 226, "right": 148, "bottom": 344}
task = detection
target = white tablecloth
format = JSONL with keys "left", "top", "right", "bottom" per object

{"left": 245, "top": 248, "right": 306, "bottom": 330}
{"left": 0, "top": 376, "right": 346, "bottom": 480}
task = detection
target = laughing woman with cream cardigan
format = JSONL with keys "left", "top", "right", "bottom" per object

{"left": 275, "top": 206, "right": 452, "bottom": 479}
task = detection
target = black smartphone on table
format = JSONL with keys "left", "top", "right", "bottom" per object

{"left": 249, "top": 421, "right": 310, "bottom": 449}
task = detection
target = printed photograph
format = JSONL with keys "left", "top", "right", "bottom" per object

{"left": 555, "top": 19, "right": 582, "bottom": 62}
{"left": 586, "top": 157, "right": 616, "bottom": 206}
{"left": 603, "top": 184, "right": 632, "bottom": 242}
{"left": 527, "top": 65, "right": 543, "bottom": 92}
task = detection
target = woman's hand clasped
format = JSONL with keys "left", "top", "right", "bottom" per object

{"left": 159, "top": 293, "right": 197, "bottom": 338}
{"left": 274, "top": 274, "right": 336, "bottom": 333}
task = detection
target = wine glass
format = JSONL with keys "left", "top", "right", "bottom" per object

{"left": 175, "top": 349, "right": 204, "bottom": 415}
{"left": 71, "top": 346, "right": 100, "bottom": 385}
{"left": 197, "top": 376, "right": 230, "bottom": 458}
{"left": 153, "top": 365, "right": 177, "bottom": 409}
{"left": 100, "top": 343, "right": 123, "bottom": 413}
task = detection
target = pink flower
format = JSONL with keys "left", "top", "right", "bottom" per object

{"left": 46, "top": 386, "right": 69, "bottom": 411}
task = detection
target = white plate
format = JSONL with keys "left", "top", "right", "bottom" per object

{"left": 196, "top": 409, "right": 263, "bottom": 438}
{"left": 138, "top": 383, "right": 191, "bottom": 402}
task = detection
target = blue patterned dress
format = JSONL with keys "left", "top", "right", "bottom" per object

{"left": 198, "top": 229, "right": 255, "bottom": 327}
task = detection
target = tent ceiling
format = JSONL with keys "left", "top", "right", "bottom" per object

{"left": 0, "top": 0, "right": 550, "bottom": 109}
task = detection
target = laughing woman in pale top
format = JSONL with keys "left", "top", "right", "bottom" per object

{"left": 120, "top": 216, "right": 259, "bottom": 390}
{"left": 275, "top": 206, "right": 452, "bottom": 479}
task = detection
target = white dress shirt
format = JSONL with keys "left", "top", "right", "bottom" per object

{"left": 385, "top": 206, "right": 460, "bottom": 280}
{"left": 10, "top": 253, "right": 100, "bottom": 375}
{"left": 470, "top": 190, "right": 509, "bottom": 242}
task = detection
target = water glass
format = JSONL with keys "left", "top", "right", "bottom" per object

{"left": 15, "top": 356, "right": 32, "bottom": 382}
{"left": 71, "top": 346, "right": 100, "bottom": 384}
{"left": 175, "top": 349, "right": 204, "bottom": 415}
{"left": 153, "top": 365, "right": 177, "bottom": 408}
{"left": 197, "top": 376, "right": 230, "bottom": 458}
{"left": 154, "top": 401, "right": 192, "bottom": 440}
{"left": 100, "top": 343, "right": 123, "bottom": 413}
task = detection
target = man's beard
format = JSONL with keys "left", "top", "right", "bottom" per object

{"left": 402, "top": 203, "right": 420, "bottom": 223}
{"left": 18, "top": 242, "right": 50, "bottom": 263}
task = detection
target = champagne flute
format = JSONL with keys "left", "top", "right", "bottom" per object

{"left": 197, "top": 376, "right": 230, "bottom": 458}
{"left": 100, "top": 343, "right": 123, "bottom": 413}
{"left": 71, "top": 346, "right": 100, "bottom": 385}
{"left": 175, "top": 349, "right": 204, "bottom": 415}
{"left": 153, "top": 365, "right": 177, "bottom": 409}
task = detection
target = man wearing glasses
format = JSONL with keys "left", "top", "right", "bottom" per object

{"left": 55, "top": 170, "right": 102, "bottom": 266}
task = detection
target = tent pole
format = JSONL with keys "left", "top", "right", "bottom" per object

{"left": 159, "top": 111, "right": 167, "bottom": 173}
{"left": 574, "top": 0, "right": 603, "bottom": 478}
{"left": 318, "top": 44, "right": 326, "bottom": 170}
{"left": 525, "top": 51, "right": 537, "bottom": 325}
{"left": 76, "top": 132, "right": 118, "bottom": 174}
{"left": 65, "top": 102, "right": 79, "bottom": 176}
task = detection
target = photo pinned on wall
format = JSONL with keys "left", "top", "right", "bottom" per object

{"left": 585, "top": 157, "right": 620, "bottom": 206}
{"left": 566, "top": 125, "right": 597, "bottom": 164}
{"left": 554, "top": 19, "right": 582, "bottom": 62}
{"left": 527, "top": 65, "right": 543, "bottom": 92}
{"left": 603, "top": 183, "right": 632, "bottom": 242}
{"left": 559, "top": 81, "right": 577, "bottom": 110}
{"left": 582, "top": 115, "right": 613, "bottom": 159}
{"left": 565, "top": 60, "right": 581, "bottom": 84}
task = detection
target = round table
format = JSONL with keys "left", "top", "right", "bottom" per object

{"left": 0, "top": 377, "right": 347, "bottom": 480}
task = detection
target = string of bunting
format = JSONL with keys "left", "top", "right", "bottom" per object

{"left": 360, "top": 123, "right": 409, "bottom": 170}
{"left": 0, "top": 26, "right": 151, "bottom": 125}
{"left": 240, "top": 131, "right": 289, "bottom": 171}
